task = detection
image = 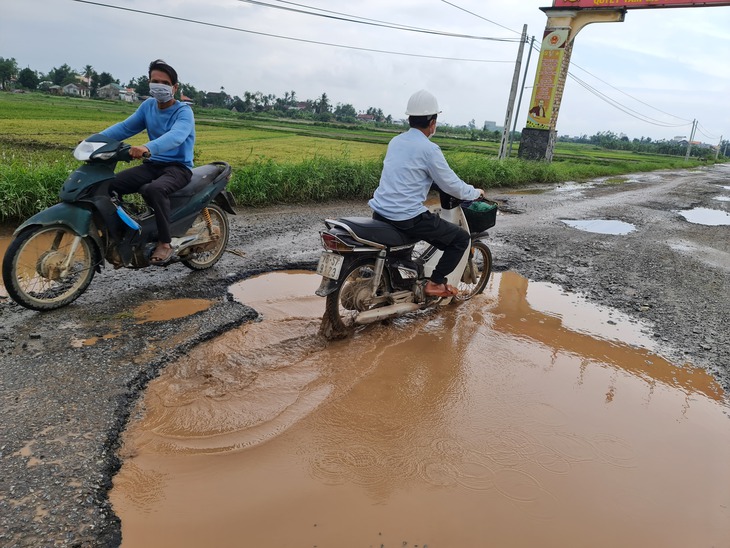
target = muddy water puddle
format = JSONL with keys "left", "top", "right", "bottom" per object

{"left": 111, "top": 270, "right": 730, "bottom": 547}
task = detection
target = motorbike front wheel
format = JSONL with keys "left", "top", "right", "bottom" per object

{"left": 181, "top": 204, "right": 230, "bottom": 270}
{"left": 2, "top": 225, "right": 98, "bottom": 311}
{"left": 456, "top": 240, "right": 492, "bottom": 300}
{"left": 322, "top": 260, "right": 386, "bottom": 339}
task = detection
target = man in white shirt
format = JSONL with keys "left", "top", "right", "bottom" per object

{"left": 369, "top": 90, "right": 485, "bottom": 298}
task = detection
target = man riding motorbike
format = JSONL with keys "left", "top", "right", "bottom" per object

{"left": 368, "top": 89, "right": 486, "bottom": 298}
{"left": 100, "top": 58, "right": 195, "bottom": 265}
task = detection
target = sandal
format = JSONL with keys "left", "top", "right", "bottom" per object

{"left": 424, "top": 281, "right": 459, "bottom": 298}
{"left": 150, "top": 245, "right": 174, "bottom": 265}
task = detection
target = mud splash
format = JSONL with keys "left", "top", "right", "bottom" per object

{"left": 111, "top": 271, "right": 730, "bottom": 548}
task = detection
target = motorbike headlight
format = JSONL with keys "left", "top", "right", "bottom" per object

{"left": 91, "top": 150, "right": 117, "bottom": 161}
{"left": 73, "top": 140, "right": 105, "bottom": 161}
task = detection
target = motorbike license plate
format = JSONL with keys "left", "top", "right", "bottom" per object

{"left": 316, "top": 252, "right": 343, "bottom": 280}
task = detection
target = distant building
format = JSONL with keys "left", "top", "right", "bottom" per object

{"left": 483, "top": 121, "right": 499, "bottom": 132}
{"left": 63, "top": 83, "right": 89, "bottom": 98}
{"left": 98, "top": 83, "right": 137, "bottom": 102}
{"left": 356, "top": 113, "right": 375, "bottom": 123}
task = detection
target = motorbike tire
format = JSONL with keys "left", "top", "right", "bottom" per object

{"left": 2, "top": 225, "right": 98, "bottom": 311}
{"left": 321, "top": 259, "right": 386, "bottom": 339}
{"left": 181, "top": 204, "right": 230, "bottom": 271}
{"left": 455, "top": 240, "right": 492, "bottom": 301}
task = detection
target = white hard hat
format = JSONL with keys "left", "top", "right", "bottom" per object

{"left": 405, "top": 89, "right": 441, "bottom": 116}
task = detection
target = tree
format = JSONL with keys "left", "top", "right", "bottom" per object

{"left": 132, "top": 75, "right": 149, "bottom": 96}
{"left": 334, "top": 102, "right": 357, "bottom": 122}
{"left": 83, "top": 64, "right": 93, "bottom": 87}
{"left": 17, "top": 67, "right": 39, "bottom": 90}
{"left": 0, "top": 57, "right": 18, "bottom": 89}
{"left": 47, "top": 63, "right": 76, "bottom": 86}
{"left": 366, "top": 107, "right": 385, "bottom": 123}
{"left": 315, "top": 92, "right": 331, "bottom": 114}
{"left": 97, "top": 72, "right": 115, "bottom": 87}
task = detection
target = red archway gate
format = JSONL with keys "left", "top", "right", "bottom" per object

{"left": 518, "top": 0, "right": 730, "bottom": 161}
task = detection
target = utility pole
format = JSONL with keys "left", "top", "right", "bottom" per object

{"left": 499, "top": 25, "right": 528, "bottom": 160}
{"left": 715, "top": 135, "right": 723, "bottom": 160}
{"left": 508, "top": 34, "right": 536, "bottom": 158}
{"left": 685, "top": 119, "right": 697, "bottom": 161}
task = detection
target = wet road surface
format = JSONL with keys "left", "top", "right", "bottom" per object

{"left": 111, "top": 271, "right": 730, "bottom": 548}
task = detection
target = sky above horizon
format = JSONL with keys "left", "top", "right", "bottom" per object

{"left": 3, "top": 0, "right": 730, "bottom": 143}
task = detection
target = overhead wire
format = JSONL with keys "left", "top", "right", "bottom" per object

{"left": 526, "top": 42, "right": 696, "bottom": 133}
{"left": 240, "top": 0, "right": 521, "bottom": 42}
{"left": 69, "top": 0, "right": 513, "bottom": 63}
{"left": 438, "top": 0, "right": 520, "bottom": 35}
{"left": 696, "top": 122, "right": 720, "bottom": 141}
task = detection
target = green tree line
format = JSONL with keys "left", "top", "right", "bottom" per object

{"left": 1, "top": 56, "right": 725, "bottom": 156}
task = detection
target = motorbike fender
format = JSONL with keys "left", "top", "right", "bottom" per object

{"left": 14, "top": 204, "right": 105, "bottom": 273}
{"left": 14, "top": 203, "right": 93, "bottom": 237}
{"left": 315, "top": 276, "right": 340, "bottom": 297}
{"left": 315, "top": 255, "right": 372, "bottom": 297}
{"left": 214, "top": 190, "right": 237, "bottom": 215}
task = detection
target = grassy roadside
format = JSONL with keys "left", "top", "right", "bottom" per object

{"left": 0, "top": 92, "right": 719, "bottom": 221}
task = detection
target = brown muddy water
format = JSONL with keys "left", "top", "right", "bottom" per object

{"left": 110, "top": 270, "right": 730, "bottom": 548}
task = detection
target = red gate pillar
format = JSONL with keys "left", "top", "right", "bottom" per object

{"left": 518, "top": 8, "right": 626, "bottom": 161}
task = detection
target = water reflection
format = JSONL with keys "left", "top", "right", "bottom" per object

{"left": 561, "top": 219, "right": 636, "bottom": 235}
{"left": 677, "top": 207, "right": 730, "bottom": 226}
{"left": 112, "top": 271, "right": 730, "bottom": 548}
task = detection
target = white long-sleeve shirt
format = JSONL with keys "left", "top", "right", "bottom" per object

{"left": 369, "top": 128, "right": 480, "bottom": 221}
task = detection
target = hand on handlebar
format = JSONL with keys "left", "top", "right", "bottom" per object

{"left": 129, "top": 145, "right": 151, "bottom": 160}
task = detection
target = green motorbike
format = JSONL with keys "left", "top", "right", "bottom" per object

{"left": 2, "top": 134, "right": 236, "bottom": 311}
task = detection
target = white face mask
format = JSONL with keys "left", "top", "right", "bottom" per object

{"left": 149, "top": 82, "right": 174, "bottom": 103}
{"left": 428, "top": 122, "right": 437, "bottom": 139}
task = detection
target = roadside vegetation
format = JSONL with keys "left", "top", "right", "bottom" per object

{"left": 0, "top": 92, "right": 724, "bottom": 221}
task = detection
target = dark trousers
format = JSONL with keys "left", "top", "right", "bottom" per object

{"left": 373, "top": 210, "right": 470, "bottom": 285}
{"left": 110, "top": 162, "right": 191, "bottom": 243}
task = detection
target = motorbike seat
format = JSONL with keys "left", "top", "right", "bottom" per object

{"left": 138, "top": 163, "right": 228, "bottom": 199}
{"left": 170, "top": 163, "right": 228, "bottom": 198}
{"left": 336, "top": 217, "right": 420, "bottom": 247}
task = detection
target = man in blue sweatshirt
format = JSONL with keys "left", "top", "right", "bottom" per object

{"left": 101, "top": 59, "right": 195, "bottom": 265}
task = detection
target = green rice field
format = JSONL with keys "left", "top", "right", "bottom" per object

{"left": 0, "top": 91, "right": 718, "bottom": 220}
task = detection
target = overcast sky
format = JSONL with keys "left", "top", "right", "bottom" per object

{"left": 3, "top": 0, "right": 730, "bottom": 142}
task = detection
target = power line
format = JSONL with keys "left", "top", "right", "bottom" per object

{"left": 568, "top": 73, "right": 689, "bottom": 129}
{"left": 438, "top": 0, "right": 520, "bottom": 35}
{"left": 527, "top": 42, "right": 694, "bottom": 131}
{"left": 69, "top": 0, "right": 514, "bottom": 63}
{"left": 696, "top": 122, "right": 720, "bottom": 141}
{"left": 570, "top": 62, "right": 693, "bottom": 124}
{"left": 240, "top": 0, "right": 521, "bottom": 42}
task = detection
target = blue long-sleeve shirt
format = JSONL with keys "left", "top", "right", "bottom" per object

{"left": 369, "top": 128, "right": 480, "bottom": 221}
{"left": 100, "top": 98, "right": 195, "bottom": 169}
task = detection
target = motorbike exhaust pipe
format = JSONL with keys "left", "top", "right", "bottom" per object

{"left": 354, "top": 302, "right": 421, "bottom": 325}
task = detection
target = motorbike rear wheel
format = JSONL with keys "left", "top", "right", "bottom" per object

{"left": 455, "top": 240, "right": 492, "bottom": 300}
{"left": 181, "top": 204, "right": 230, "bottom": 270}
{"left": 321, "top": 260, "right": 386, "bottom": 339}
{"left": 2, "top": 225, "right": 98, "bottom": 311}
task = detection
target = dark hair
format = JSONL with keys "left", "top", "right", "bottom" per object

{"left": 148, "top": 59, "right": 178, "bottom": 85}
{"left": 409, "top": 114, "right": 437, "bottom": 129}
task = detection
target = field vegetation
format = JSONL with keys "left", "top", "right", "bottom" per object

{"left": 0, "top": 92, "right": 723, "bottom": 221}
